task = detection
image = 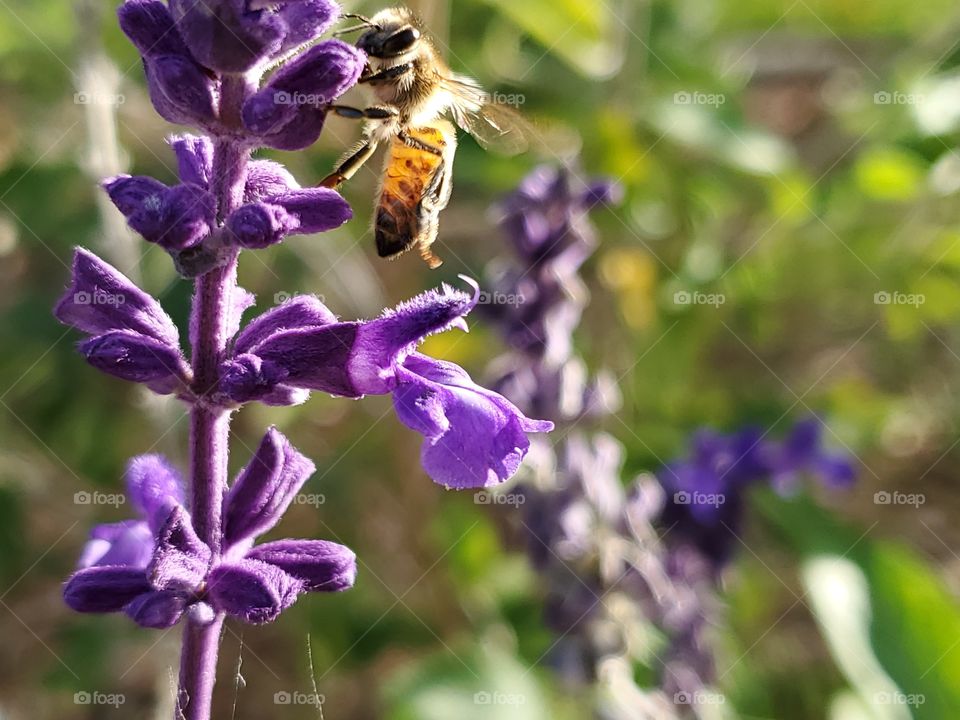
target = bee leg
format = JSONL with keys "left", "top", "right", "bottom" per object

{"left": 397, "top": 131, "right": 443, "bottom": 157}
{"left": 358, "top": 63, "right": 415, "bottom": 84}
{"left": 319, "top": 139, "right": 379, "bottom": 188}
{"left": 328, "top": 104, "right": 398, "bottom": 121}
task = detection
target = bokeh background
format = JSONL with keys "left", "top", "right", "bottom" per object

{"left": 1, "top": 0, "right": 959, "bottom": 718}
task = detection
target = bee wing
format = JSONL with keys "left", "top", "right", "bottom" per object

{"left": 441, "top": 74, "right": 534, "bottom": 156}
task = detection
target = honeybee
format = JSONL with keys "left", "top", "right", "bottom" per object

{"left": 321, "top": 7, "right": 535, "bottom": 269}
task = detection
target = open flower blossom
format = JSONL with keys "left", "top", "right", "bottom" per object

{"left": 220, "top": 284, "right": 554, "bottom": 488}
{"left": 65, "top": 428, "right": 355, "bottom": 627}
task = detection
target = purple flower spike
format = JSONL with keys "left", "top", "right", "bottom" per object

{"left": 170, "top": 0, "right": 341, "bottom": 74}
{"left": 247, "top": 539, "right": 356, "bottom": 592}
{"left": 103, "top": 175, "right": 216, "bottom": 251}
{"left": 393, "top": 354, "right": 554, "bottom": 488}
{"left": 223, "top": 427, "right": 316, "bottom": 547}
{"left": 118, "top": 0, "right": 218, "bottom": 126}
{"left": 242, "top": 40, "right": 365, "bottom": 150}
{"left": 207, "top": 559, "right": 303, "bottom": 624}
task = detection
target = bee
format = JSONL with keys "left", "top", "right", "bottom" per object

{"left": 321, "top": 7, "right": 534, "bottom": 269}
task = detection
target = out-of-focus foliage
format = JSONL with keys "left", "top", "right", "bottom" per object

{"left": 0, "top": 0, "right": 959, "bottom": 718}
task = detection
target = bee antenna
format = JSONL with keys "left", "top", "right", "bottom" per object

{"left": 336, "top": 13, "right": 382, "bottom": 34}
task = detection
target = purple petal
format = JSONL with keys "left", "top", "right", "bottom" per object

{"left": 79, "top": 330, "right": 188, "bottom": 390}
{"left": 104, "top": 176, "right": 215, "bottom": 251}
{"left": 117, "top": 0, "right": 192, "bottom": 58}
{"left": 125, "top": 454, "right": 185, "bottom": 532}
{"left": 343, "top": 283, "right": 477, "bottom": 396}
{"left": 55, "top": 249, "right": 179, "bottom": 345}
{"left": 274, "top": 0, "right": 341, "bottom": 56}
{"left": 245, "top": 160, "right": 299, "bottom": 202}
{"left": 393, "top": 354, "right": 553, "bottom": 488}
{"left": 235, "top": 295, "right": 337, "bottom": 355}
{"left": 64, "top": 566, "right": 152, "bottom": 614}
{"left": 219, "top": 353, "right": 292, "bottom": 404}
{"left": 170, "top": 0, "right": 282, "bottom": 73}
{"left": 78, "top": 520, "right": 154, "bottom": 570}
{"left": 207, "top": 559, "right": 303, "bottom": 624}
{"left": 170, "top": 134, "right": 213, "bottom": 188}
{"left": 242, "top": 40, "right": 364, "bottom": 150}
{"left": 148, "top": 506, "right": 211, "bottom": 593}
{"left": 223, "top": 427, "right": 315, "bottom": 547}
{"left": 124, "top": 590, "right": 186, "bottom": 628}
{"left": 144, "top": 55, "right": 218, "bottom": 126}
{"left": 234, "top": 323, "right": 359, "bottom": 397}
{"left": 247, "top": 539, "right": 356, "bottom": 592}
{"left": 225, "top": 201, "right": 297, "bottom": 249}
{"left": 270, "top": 188, "right": 353, "bottom": 234}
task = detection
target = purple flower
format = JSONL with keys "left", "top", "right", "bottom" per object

{"left": 117, "top": 0, "right": 218, "bottom": 127}
{"left": 225, "top": 190, "right": 352, "bottom": 248}
{"left": 54, "top": 249, "right": 190, "bottom": 394}
{"left": 169, "top": 0, "right": 342, "bottom": 73}
{"left": 64, "top": 429, "right": 355, "bottom": 628}
{"left": 220, "top": 283, "right": 553, "bottom": 487}
{"left": 658, "top": 419, "right": 855, "bottom": 566}
{"left": 241, "top": 40, "right": 365, "bottom": 150}
{"left": 103, "top": 175, "right": 216, "bottom": 251}
{"left": 78, "top": 454, "right": 185, "bottom": 570}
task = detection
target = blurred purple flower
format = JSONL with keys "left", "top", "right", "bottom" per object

{"left": 658, "top": 419, "right": 856, "bottom": 566}
{"left": 64, "top": 428, "right": 355, "bottom": 628}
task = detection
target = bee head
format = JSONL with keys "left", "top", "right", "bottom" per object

{"left": 357, "top": 9, "right": 423, "bottom": 59}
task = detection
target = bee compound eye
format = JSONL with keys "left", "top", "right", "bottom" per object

{"left": 380, "top": 27, "right": 420, "bottom": 57}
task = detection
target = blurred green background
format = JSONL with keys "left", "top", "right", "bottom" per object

{"left": 1, "top": 0, "right": 959, "bottom": 718}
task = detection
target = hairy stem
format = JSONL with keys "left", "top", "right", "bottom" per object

{"left": 176, "top": 75, "right": 250, "bottom": 720}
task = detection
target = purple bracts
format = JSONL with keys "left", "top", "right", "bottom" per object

{"left": 64, "top": 429, "right": 355, "bottom": 628}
